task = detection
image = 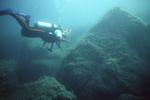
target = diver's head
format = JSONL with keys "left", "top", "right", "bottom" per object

{"left": 62, "top": 28, "right": 71, "bottom": 38}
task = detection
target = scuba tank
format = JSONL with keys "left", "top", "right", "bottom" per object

{"left": 34, "top": 21, "right": 58, "bottom": 32}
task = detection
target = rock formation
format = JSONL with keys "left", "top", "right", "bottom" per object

{"left": 10, "top": 76, "right": 77, "bottom": 100}
{"left": 56, "top": 7, "right": 150, "bottom": 100}
{"left": 0, "top": 60, "right": 18, "bottom": 99}
{"left": 0, "top": 60, "right": 76, "bottom": 100}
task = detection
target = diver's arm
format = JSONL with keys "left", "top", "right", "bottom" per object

{"left": 57, "top": 36, "right": 69, "bottom": 42}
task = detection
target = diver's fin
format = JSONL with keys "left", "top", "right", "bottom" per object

{"left": 0, "top": 8, "right": 30, "bottom": 19}
{"left": 0, "top": 8, "right": 13, "bottom": 15}
{"left": 41, "top": 41, "right": 46, "bottom": 49}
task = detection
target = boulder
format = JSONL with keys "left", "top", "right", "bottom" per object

{"left": 10, "top": 76, "right": 77, "bottom": 100}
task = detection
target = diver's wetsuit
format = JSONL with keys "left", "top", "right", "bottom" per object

{"left": 0, "top": 9, "right": 50, "bottom": 42}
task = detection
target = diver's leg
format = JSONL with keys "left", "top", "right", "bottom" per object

{"left": 15, "top": 11, "right": 30, "bottom": 25}
{"left": 0, "top": 8, "right": 30, "bottom": 25}
{"left": 12, "top": 12, "right": 46, "bottom": 38}
{"left": 25, "top": 18, "right": 30, "bottom": 26}
{"left": 0, "top": 8, "right": 29, "bottom": 27}
{"left": 15, "top": 12, "right": 30, "bottom": 19}
{"left": 10, "top": 11, "right": 46, "bottom": 38}
{"left": 0, "top": 8, "right": 46, "bottom": 38}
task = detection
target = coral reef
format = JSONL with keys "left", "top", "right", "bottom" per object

{"left": 56, "top": 7, "right": 150, "bottom": 100}
{"left": 10, "top": 76, "right": 77, "bottom": 100}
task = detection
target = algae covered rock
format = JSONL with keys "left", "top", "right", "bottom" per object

{"left": 10, "top": 76, "right": 77, "bottom": 100}
{"left": 0, "top": 59, "right": 18, "bottom": 99}
{"left": 56, "top": 7, "right": 150, "bottom": 100}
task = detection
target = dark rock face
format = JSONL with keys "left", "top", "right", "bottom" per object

{"left": 56, "top": 7, "right": 150, "bottom": 100}
{"left": 114, "top": 94, "right": 150, "bottom": 100}
{"left": 0, "top": 60, "right": 18, "bottom": 99}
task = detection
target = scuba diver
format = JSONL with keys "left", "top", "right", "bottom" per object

{"left": 0, "top": 8, "right": 71, "bottom": 52}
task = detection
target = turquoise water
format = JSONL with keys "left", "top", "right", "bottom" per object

{"left": 0, "top": 0, "right": 150, "bottom": 59}
{"left": 0, "top": 0, "right": 150, "bottom": 100}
